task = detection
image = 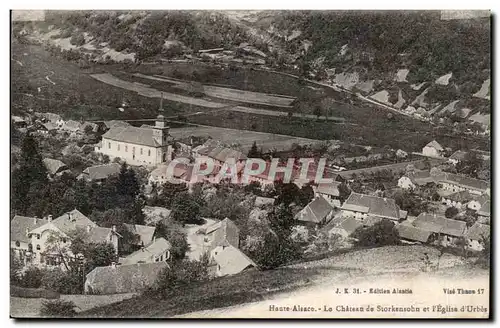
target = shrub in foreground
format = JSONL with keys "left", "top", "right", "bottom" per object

{"left": 40, "top": 300, "right": 77, "bottom": 317}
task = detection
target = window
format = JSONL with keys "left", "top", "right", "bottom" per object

{"left": 140, "top": 148, "right": 143, "bottom": 155}
{"left": 36, "top": 244, "right": 40, "bottom": 251}
{"left": 37, "top": 234, "right": 40, "bottom": 240}
{"left": 62, "top": 238, "right": 67, "bottom": 243}
{"left": 15, "top": 241, "right": 20, "bottom": 247}
{"left": 160, "top": 254, "right": 163, "bottom": 261}
{"left": 132, "top": 146, "right": 135, "bottom": 153}
{"left": 155, "top": 258, "right": 159, "bottom": 262}
{"left": 108, "top": 142, "right": 111, "bottom": 149}
{"left": 125, "top": 145, "right": 128, "bottom": 152}
{"left": 148, "top": 150, "right": 151, "bottom": 156}
{"left": 117, "top": 144, "right": 120, "bottom": 151}
{"left": 109, "top": 235, "right": 112, "bottom": 241}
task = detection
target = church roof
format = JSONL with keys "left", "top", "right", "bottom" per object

{"left": 102, "top": 126, "right": 164, "bottom": 148}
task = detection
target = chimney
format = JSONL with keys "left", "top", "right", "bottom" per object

{"left": 112, "top": 225, "right": 116, "bottom": 232}
{"left": 86, "top": 225, "right": 91, "bottom": 233}
{"left": 47, "top": 215, "right": 53, "bottom": 222}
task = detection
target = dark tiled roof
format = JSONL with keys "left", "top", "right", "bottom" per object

{"left": 11, "top": 216, "right": 48, "bottom": 243}
{"left": 316, "top": 182, "right": 341, "bottom": 197}
{"left": 478, "top": 201, "right": 490, "bottom": 217}
{"left": 83, "top": 163, "right": 121, "bottom": 181}
{"left": 102, "top": 126, "right": 162, "bottom": 147}
{"left": 444, "top": 191, "right": 476, "bottom": 203}
{"left": 413, "top": 213, "right": 466, "bottom": 237}
{"left": 396, "top": 224, "right": 433, "bottom": 243}
{"left": 85, "top": 262, "right": 168, "bottom": 294}
{"left": 441, "top": 173, "right": 489, "bottom": 191}
{"left": 211, "top": 245, "right": 256, "bottom": 276}
{"left": 341, "top": 193, "right": 401, "bottom": 220}
{"left": 104, "top": 120, "right": 131, "bottom": 129}
{"left": 51, "top": 209, "right": 97, "bottom": 235}
{"left": 449, "top": 150, "right": 468, "bottom": 161}
{"left": 86, "top": 227, "right": 113, "bottom": 244}
{"left": 208, "top": 218, "right": 240, "bottom": 249}
{"left": 295, "top": 196, "right": 334, "bottom": 224}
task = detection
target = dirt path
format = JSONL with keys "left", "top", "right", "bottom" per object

{"left": 45, "top": 70, "right": 56, "bottom": 85}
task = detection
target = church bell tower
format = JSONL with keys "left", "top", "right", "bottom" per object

{"left": 153, "top": 93, "right": 172, "bottom": 162}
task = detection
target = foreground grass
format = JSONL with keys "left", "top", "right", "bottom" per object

{"left": 79, "top": 267, "right": 324, "bottom": 318}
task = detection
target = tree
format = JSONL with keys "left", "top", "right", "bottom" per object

{"left": 155, "top": 221, "right": 189, "bottom": 261}
{"left": 338, "top": 182, "right": 351, "bottom": 203}
{"left": 171, "top": 192, "right": 202, "bottom": 226}
{"left": 154, "top": 258, "right": 209, "bottom": 298}
{"left": 445, "top": 206, "right": 459, "bottom": 219}
{"left": 353, "top": 219, "right": 400, "bottom": 247}
{"left": 86, "top": 243, "right": 117, "bottom": 267}
{"left": 247, "top": 141, "right": 261, "bottom": 158}
{"left": 11, "top": 133, "right": 49, "bottom": 213}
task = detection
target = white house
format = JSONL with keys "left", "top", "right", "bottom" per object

{"left": 10, "top": 216, "right": 48, "bottom": 265}
{"left": 397, "top": 176, "right": 416, "bottom": 190}
{"left": 95, "top": 115, "right": 173, "bottom": 166}
{"left": 27, "top": 209, "right": 120, "bottom": 267}
{"left": 422, "top": 140, "right": 444, "bottom": 158}
{"left": 120, "top": 237, "right": 171, "bottom": 265}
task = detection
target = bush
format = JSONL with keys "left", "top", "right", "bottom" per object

{"left": 154, "top": 258, "right": 209, "bottom": 298}
{"left": 353, "top": 219, "right": 400, "bottom": 247}
{"left": 40, "top": 300, "right": 77, "bottom": 317}
{"left": 18, "top": 266, "right": 44, "bottom": 288}
{"left": 10, "top": 285, "right": 60, "bottom": 299}
{"left": 445, "top": 207, "right": 459, "bottom": 219}
{"left": 41, "top": 268, "right": 84, "bottom": 295}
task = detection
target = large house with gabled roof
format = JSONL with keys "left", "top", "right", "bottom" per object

{"left": 341, "top": 192, "right": 407, "bottom": 224}
{"left": 95, "top": 114, "right": 173, "bottom": 166}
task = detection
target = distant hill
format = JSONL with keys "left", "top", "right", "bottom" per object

{"left": 12, "top": 10, "right": 491, "bottom": 127}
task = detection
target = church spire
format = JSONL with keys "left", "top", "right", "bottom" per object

{"left": 159, "top": 92, "right": 164, "bottom": 113}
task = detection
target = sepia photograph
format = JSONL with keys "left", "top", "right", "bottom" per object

{"left": 9, "top": 9, "right": 491, "bottom": 319}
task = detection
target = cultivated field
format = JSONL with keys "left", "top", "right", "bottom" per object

{"left": 10, "top": 293, "right": 136, "bottom": 318}
{"left": 169, "top": 125, "right": 319, "bottom": 153}
{"left": 134, "top": 73, "right": 296, "bottom": 108}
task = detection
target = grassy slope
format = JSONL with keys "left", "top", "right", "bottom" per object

{"left": 79, "top": 245, "right": 474, "bottom": 318}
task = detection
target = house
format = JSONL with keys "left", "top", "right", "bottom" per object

{"left": 465, "top": 222, "right": 490, "bottom": 251}
{"left": 12, "top": 116, "right": 27, "bottom": 128}
{"left": 411, "top": 213, "right": 466, "bottom": 247}
{"left": 477, "top": 201, "right": 490, "bottom": 220}
{"left": 95, "top": 115, "right": 173, "bottom": 166}
{"left": 441, "top": 191, "right": 476, "bottom": 209}
{"left": 84, "top": 262, "right": 168, "bottom": 294}
{"left": 123, "top": 224, "right": 156, "bottom": 248}
{"left": 11, "top": 216, "right": 48, "bottom": 265}
{"left": 254, "top": 196, "right": 275, "bottom": 208}
{"left": 341, "top": 193, "right": 406, "bottom": 223}
{"left": 314, "top": 182, "right": 341, "bottom": 207}
{"left": 26, "top": 209, "right": 120, "bottom": 266}
{"left": 396, "top": 222, "right": 434, "bottom": 244}
{"left": 328, "top": 217, "right": 363, "bottom": 238}
{"left": 205, "top": 218, "right": 240, "bottom": 250}
{"left": 77, "top": 163, "right": 121, "bottom": 182}
{"left": 208, "top": 245, "right": 257, "bottom": 277}
{"left": 61, "top": 120, "right": 82, "bottom": 133}
{"left": 467, "top": 195, "right": 488, "bottom": 212}
{"left": 294, "top": 195, "right": 335, "bottom": 227}
{"left": 448, "top": 150, "right": 468, "bottom": 165}
{"left": 438, "top": 173, "right": 489, "bottom": 196}
{"left": 148, "top": 163, "right": 194, "bottom": 186}
{"left": 120, "top": 237, "right": 171, "bottom": 265}
{"left": 43, "top": 158, "right": 69, "bottom": 178}
{"left": 37, "top": 122, "right": 58, "bottom": 134}
{"left": 202, "top": 218, "right": 258, "bottom": 277}
{"left": 397, "top": 176, "right": 416, "bottom": 190}
{"left": 199, "top": 145, "right": 247, "bottom": 167}
{"left": 422, "top": 140, "right": 444, "bottom": 158}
